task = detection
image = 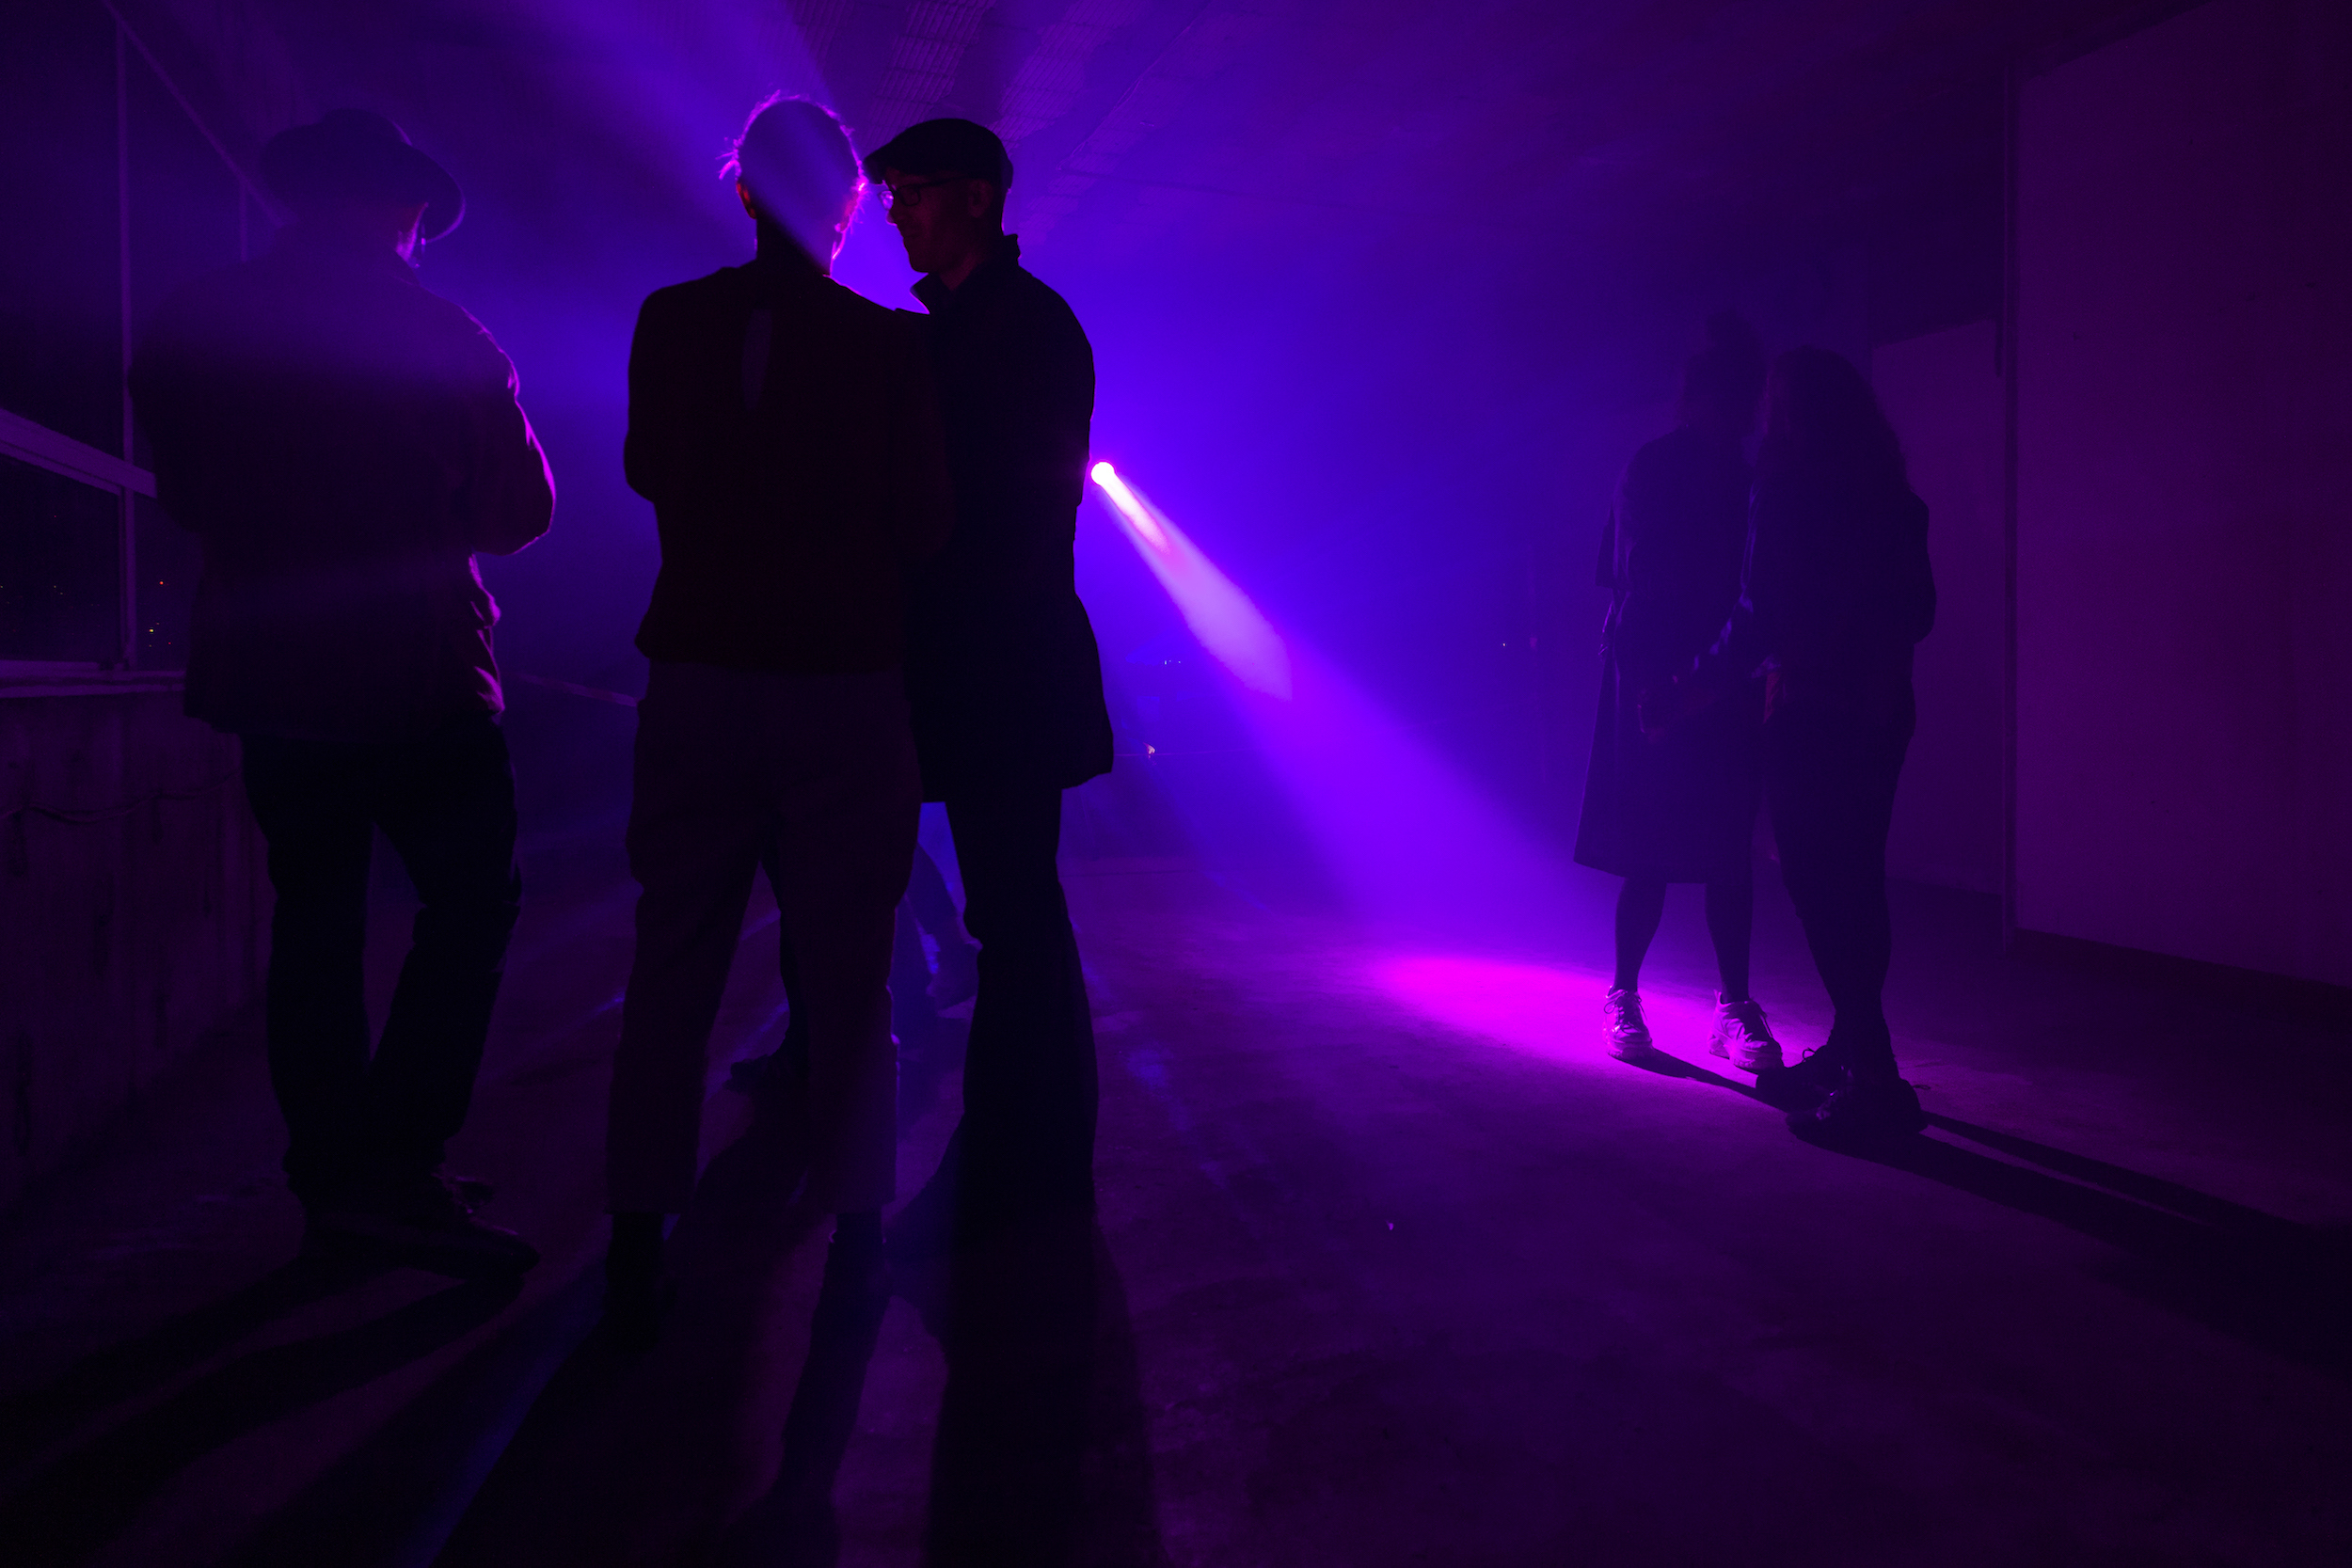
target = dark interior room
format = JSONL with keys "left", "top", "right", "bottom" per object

{"left": 3, "top": 1, "right": 2347, "bottom": 1563}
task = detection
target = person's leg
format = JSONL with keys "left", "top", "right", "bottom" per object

{"left": 1764, "top": 707, "right": 1914, "bottom": 1109}
{"left": 758, "top": 839, "right": 813, "bottom": 1084}
{"left": 241, "top": 736, "right": 374, "bottom": 1207}
{"left": 1703, "top": 860, "right": 1755, "bottom": 1005}
{"left": 608, "top": 665, "right": 770, "bottom": 1217}
{"left": 1612, "top": 876, "right": 1668, "bottom": 992}
{"left": 770, "top": 672, "right": 922, "bottom": 1216}
{"left": 946, "top": 788, "right": 1098, "bottom": 1212}
{"left": 368, "top": 715, "right": 522, "bottom": 1183}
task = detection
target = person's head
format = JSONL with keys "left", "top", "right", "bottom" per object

{"left": 864, "top": 119, "right": 1012, "bottom": 279}
{"left": 1678, "top": 312, "right": 1766, "bottom": 441}
{"left": 261, "top": 109, "right": 463, "bottom": 261}
{"left": 728, "top": 95, "right": 864, "bottom": 268}
{"left": 1757, "top": 346, "right": 1906, "bottom": 485}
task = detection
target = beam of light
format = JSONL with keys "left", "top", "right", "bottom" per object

{"left": 1090, "top": 465, "right": 1591, "bottom": 936}
{"left": 1091, "top": 462, "right": 1291, "bottom": 699}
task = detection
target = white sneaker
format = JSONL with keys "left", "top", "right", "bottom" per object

{"left": 1602, "top": 989, "right": 1654, "bottom": 1060}
{"left": 1708, "top": 999, "right": 1784, "bottom": 1071}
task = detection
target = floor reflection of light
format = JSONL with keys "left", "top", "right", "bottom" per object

{"left": 1374, "top": 955, "right": 1724, "bottom": 1069}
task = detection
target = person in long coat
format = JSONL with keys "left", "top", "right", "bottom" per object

{"left": 866, "top": 119, "right": 1116, "bottom": 1230}
{"left": 1575, "top": 315, "right": 1785, "bottom": 1071}
{"left": 1672, "top": 346, "right": 1936, "bottom": 1142}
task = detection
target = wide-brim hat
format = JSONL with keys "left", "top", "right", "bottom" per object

{"left": 261, "top": 109, "right": 465, "bottom": 242}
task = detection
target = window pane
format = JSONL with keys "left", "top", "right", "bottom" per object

{"left": 134, "top": 490, "right": 199, "bottom": 670}
{"left": 127, "top": 47, "right": 245, "bottom": 472}
{"left": 0, "top": 452, "right": 122, "bottom": 664}
{"left": 0, "top": 0, "right": 123, "bottom": 457}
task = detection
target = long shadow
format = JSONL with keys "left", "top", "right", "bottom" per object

{"left": 706, "top": 1248, "right": 896, "bottom": 1568}
{"left": 212, "top": 1264, "right": 608, "bottom": 1568}
{"left": 0, "top": 1273, "right": 521, "bottom": 1567}
{"left": 433, "top": 1090, "right": 826, "bottom": 1567}
{"left": 0, "top": 1256, "right": 391, "bottom": 1476}
{"left": 1631, "top": 1048, "right": 2352, "bottom": 1381}
{"left": 915, "top": 1195, "right": 1168, "bottom": 1568}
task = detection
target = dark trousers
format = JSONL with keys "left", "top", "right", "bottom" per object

{"left": 1764, "top": 701, "right": 1914, "bottom": 1081}
{"left": 608, "top": 663, "right": 920, "bottom": 1214}
{"left": 240, "top": 714, "right": 521, "bottom": 1203}
{"left": 944, "top": 789, "right": 1099, "bottom": 1211}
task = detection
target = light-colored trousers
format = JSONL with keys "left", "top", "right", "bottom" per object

{"left": 606, "top": 661, "right": 919, "bottom": 1214}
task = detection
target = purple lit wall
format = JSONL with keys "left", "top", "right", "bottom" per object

{"left": 2016, "top": 0, "right": 2352, "bottom": 986}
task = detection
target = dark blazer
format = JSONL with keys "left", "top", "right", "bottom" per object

{"left": 627, "top": 252, "right": 952, "bottom": 673}
{"left": 903, "top": 235, "right": 1114, "bottom": 798}
{"left": 129, "top": 228, "right": 553, "bottom": 743}
{"left": 1696, "top": 459, "right": 1936, "bottom": 723}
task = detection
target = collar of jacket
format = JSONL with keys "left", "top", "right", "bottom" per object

{"left": 748, "top": 230, "right": 832, "bottom": 297}
{"left": 911, "top": 232, "right": 1023, "bottom": 314}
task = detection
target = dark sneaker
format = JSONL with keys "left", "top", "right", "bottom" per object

{"left": 1752, "top": 1046, "right": 1848, "bottom": 1110}
{"left": 309, "top": 1173, "right": 540, "bottom": 1278}
{"left": 1789, "top": 1076, "right": 1928, "bottom": 1144}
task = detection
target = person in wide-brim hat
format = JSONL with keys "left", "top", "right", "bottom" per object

{"left": 261, "top": 108, "right": 465, "bottom": 243}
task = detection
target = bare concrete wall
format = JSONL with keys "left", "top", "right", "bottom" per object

{"left": 0, "top": 684, "right": 267, "bottom": 1211}
{"left": 2015, "top": 0, "right": 2352, "bottom": 986}
{"left": 1876, "top": 320, "right": 2006, "bottom": 895}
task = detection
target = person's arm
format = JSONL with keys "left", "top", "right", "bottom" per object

{"left": 453, "top": 327, "right": 554, "bottom": 557}
{"left": 1685, "top": 479, "right": 1795, "bottom": 697}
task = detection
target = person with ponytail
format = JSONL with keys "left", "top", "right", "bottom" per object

{"left": 1575, "top": 314, "right": 1785, "bottom": 1075}
{"left": 1659, "top": 346, "right": 1936, "bottom": 1142}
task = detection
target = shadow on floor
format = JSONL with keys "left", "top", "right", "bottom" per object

{"left": 1629, "top": 1047, "right": 2352, "bottom": 1382}
{"left": 0, "top": 1272, "right": 521, "bottom": 1567}
{"left": 0, "top": 1257, "right": 392, "bottom": 1476}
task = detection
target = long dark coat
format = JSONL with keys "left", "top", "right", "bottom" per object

{"left": 1573, "top": 425, "right": 1763, "bottom": 882}
{"left": 902, "top": 236, "right": 1114, "bottom": 800}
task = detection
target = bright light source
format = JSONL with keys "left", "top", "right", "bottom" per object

{"left": 1089, "top": 461, "right": 1169, "bottom": 553}
{"left": 1089, "top": 463, "right": 1288, "bottom": 698}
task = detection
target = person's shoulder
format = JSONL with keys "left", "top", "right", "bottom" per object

{"left": 1623, "top": 428, "right": 1696, "bottom": 486}
{"left": 1005, "top": 264, "right": 1085, "bottom": 332}
{"left": 641, "top": 267, "right": 745, "bottom": 314}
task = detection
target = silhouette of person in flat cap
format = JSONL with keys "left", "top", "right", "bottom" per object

{"left": 130, "top": 109, "right": 552, "bottom": 1276}
{"left": 864, "top": 118, "right": 1114, "bottom": 1240}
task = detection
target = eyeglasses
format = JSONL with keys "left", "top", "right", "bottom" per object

{"left": 876, "top": 177, "right": 970, "bottom": 212}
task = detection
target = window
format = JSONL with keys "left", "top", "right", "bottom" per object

{"left": 1, "top": 0, "right": 266, "bottom": 673}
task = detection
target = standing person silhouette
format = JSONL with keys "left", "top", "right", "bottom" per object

{"left": 1576, "top": 315, "right": 1784, "bottom": 1073}
{"left": 1661, "top": 346, "right": 1936, "bottom": 1142}
{"left": 864, "top": 119, "right": 1115, "bottom": 1235}
{"left": 130, "top": 109, "right": 551, "bottom": 1276}
{"left": 603, "top": 96, "right": 953, "bottom": 1339}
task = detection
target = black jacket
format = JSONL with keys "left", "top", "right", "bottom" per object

{"left": 903, "top": 235, "right": 1114, "bottom": 797}
{"left": 627, "top": 249, "right": 952, "bottom": 673}
{"left": 129, "top": 228, "right": 552, "bottom": 743}
{"left": 1695, "top": 459, "right": 1936, "bottom": 722}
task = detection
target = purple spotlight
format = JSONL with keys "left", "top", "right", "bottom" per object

{"left": 1089, "top": 462, "right": 1290, "bottom": 699}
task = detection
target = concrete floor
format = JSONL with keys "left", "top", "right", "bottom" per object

{"left": 2, "top": 795, "right": 2348, "bottom": 1566}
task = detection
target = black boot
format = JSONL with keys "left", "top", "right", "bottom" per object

{"left": 1752, "top": 1045, "right": 1848, "bottom": 1110}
